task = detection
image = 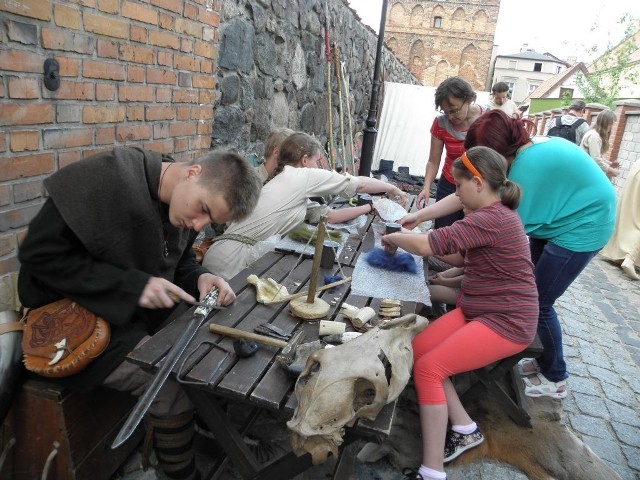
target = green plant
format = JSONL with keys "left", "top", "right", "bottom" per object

{"left": 577, "top": 14, "right": 639, "bottom": 108}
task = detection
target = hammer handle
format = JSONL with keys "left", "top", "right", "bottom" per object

{"left": 209, "top": 324, "right": 287, "bottom": 348}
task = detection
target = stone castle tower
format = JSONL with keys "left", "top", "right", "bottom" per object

{"left": 385, "top": 0, "right": 501, "bottom": 91}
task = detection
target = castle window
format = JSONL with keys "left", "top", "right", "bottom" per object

{"left": 434, "top": 16, "right": 442, "bottom": 28}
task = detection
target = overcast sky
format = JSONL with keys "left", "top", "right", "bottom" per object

{"left": 346, "top": 0, "right": 637, "bottom": 61}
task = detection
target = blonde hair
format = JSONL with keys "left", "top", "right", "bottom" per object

{"left": 269, "top": 132, "right": 322, "bottom": 179}
{"left": 264, "top": 128, "right": 295, "bottom": 158}
{"left": 594, "top": 109, "right": 616, "bottom": 154}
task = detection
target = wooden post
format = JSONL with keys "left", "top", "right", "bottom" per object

{"left": 307, "top": 216, "right": 327, "bottom": 304}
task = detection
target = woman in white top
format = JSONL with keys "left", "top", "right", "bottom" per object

{"left": 202, "top": 132, "right": 406, "bottom": 280}
{"left": 580, "top": 109, "right": 619, "bottom": 179}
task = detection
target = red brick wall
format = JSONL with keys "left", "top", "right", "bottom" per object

{"left": 0, "top": 1, "right": 221, "bottom": 275}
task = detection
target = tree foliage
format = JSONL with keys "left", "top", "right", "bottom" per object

{"left": 576, "top": 14, "right": 640, "bottom": 108}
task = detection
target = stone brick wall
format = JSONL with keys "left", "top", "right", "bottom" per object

{"left": 211, "top": 0, "right": 418, "bottom": 157}
{"left": 385, "top": 0, "right": 499, "bottom": 90}
{"left": 0, "top": 0, "right": 222, "bottom": 275}
{"left": 615, "top": 104, "right": 640, "bottom": 192}
{"left": 0, "top": 0, "right": 417, "bottom": 276}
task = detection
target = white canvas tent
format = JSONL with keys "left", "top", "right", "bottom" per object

{"left": 371, "top": 82, "right": 490, "bottom": 176}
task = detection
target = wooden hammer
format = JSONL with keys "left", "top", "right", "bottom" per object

{"left": 208, "top": 325, "right": 311, "bottom": 372}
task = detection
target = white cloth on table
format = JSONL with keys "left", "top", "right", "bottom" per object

{"left": 351, "top": 234, "right": 430, "bottom": 305}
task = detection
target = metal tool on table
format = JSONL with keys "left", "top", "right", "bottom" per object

{"left": 208, "top": 325, "right": 321, "bottom": 376}
{"left": 111, "top": 288, "right": 220, "bottom": 449}
{"left": 254, "top": 323, "right": 291, "bottom": 341}
{"left": 168, "top": 292, "right": 226, "bottom": 309}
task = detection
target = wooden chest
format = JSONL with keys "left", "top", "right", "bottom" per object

{"left": 0, "top": 379, "right": 142, "bottom": 480}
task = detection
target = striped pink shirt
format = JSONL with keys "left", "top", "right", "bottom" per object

{"left": 428, "top": 201, "right": 538, "bottom": 344}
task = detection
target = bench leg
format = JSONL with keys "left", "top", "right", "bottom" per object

{"left": 186, "top": 389, "right": 261, "bottom": 479}
{"left": 472, "top": 368, "right": 532, "bottom": 428}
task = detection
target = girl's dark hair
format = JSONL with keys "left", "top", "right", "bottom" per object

{"left": 434, "top": 77, "right": 477, "bottom": 109}
{"left": 464, "top": 109, "right": 535, "bottom": 162}
{"left": 452, "top": 146, "right": 521, "bottom": 210}
{"left": 269, "top": 132, "right": 322, "bottom": 180}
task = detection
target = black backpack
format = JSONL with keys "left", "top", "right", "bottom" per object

{"left": 547, "top": 117, "right": 586, "bottom": 144}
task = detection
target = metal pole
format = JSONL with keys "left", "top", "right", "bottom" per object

{"left": 358, "top": 0, "right": 388, "bottom": 177}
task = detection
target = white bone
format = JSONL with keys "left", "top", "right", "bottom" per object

{"left": 48, "top": 338, "right": 67, "bottom": 365}
{"left": 351, "top": 307, "right": 376, "bottom": 328}
{"left": 318, "top": 320, "right": 345, "bottom": 336}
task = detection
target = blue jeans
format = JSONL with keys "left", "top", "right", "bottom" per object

{"left": 434, "top": 177, "right": 464, "bottom": 229}
{"left": 529, "top": 238, "right": 599, "bottom": 382}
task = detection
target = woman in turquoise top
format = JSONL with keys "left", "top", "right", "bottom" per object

{"left": 400, "top": 110, "right": 616, "bottom": 400}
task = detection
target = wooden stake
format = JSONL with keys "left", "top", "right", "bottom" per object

{"left": 307, "top": 216, "right": 327, "bottom": 304}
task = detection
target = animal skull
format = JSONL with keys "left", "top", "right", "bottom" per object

{"left": 286, "top": 314, "right": 429, "bottom": 464}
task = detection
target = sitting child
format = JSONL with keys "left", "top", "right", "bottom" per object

{"left": 382, "top": 146, "right": 538, "bottom": 480}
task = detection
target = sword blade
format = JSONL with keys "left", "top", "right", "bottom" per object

{"left": 111, "top": 289, "right": 219, "bottom": 449}
{"left": 111, "top": 313, "right": 205, "bottom": 449}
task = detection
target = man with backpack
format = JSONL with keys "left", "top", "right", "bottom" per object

{"left": 544, "top": 100, "right": 589, "bottom": 145}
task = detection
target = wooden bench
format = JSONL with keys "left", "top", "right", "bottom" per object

{"left": 460, "top": 334, "right": 544, "bottom": 428}
{"left": 0, "top": 378, "right": 142, "bottom": 480}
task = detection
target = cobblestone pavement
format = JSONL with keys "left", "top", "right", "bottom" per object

{"left": 113, "top": 255, "right": 640, "bottom": 480}
{"left": 558, "top": 256, "right": 640, "bottom": 480}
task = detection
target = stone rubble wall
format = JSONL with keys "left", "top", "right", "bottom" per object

{"left": 212, "top": 0, "right": 419, "bottom": 158}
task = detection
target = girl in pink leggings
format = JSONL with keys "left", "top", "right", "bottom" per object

{"left": 382, "top": 146, "right": 538, "bottom": 480}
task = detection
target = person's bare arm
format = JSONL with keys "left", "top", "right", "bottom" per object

{"left": 382, "top": 231, "right": 434, "bottom": 257}
{"left": 417, "top": 136, "right": 444, "bottom": 207}
{"left": 326, "top": 204, "right": 372, "bottom": 224}
{"left": 355, "top": 176, "right": 408, "bottom": 205}
{"left": 398, "top": 193, "right": 463, "bottom": 229}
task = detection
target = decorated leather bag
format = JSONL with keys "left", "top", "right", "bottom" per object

{"left": 21, "top": 298, "right": 110, "bottom": 378}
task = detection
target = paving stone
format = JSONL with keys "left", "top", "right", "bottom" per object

{"left": 582, "top": 434, "right": 627, "bottom": 465}
{"left": 612, "top": 422, "right": 640, "bottom": 448}
{"left": 625, "top": 372, "right": 640, "bottom": 395}
{"left": 568, "top": 374, "right": 600, "bottom": 395}
{"left": 560, "top": 302, "right": 582, "bottom": 315}
{"left": 563, "top": 344, "right": 579, "bottom": 358}
{"left": 563, "top": 395, "right": 579, "bottom": 415}
{"left": 616, "top": 326, "right": 640, "bottom": 349}
{"left": 605, "top": 400, "right": 640, "bottom": 428}
{"left": 622, "top": 445, "right": 640, "bottom": 472}
{"left": 595, "top": 301, "right": 628, "bottom": 326}
{"left": 628, "top": 320, "right": 640, "bottom": 335}
{"left": 605, "top": 460, "right": 638, "bottom": 480}
{"left": 567, "top": 361, "right": 590, "bottom": 378}
{"left": 580, "top": 345, "right": 614, "bottom": 369}
{"left": 604, "top": 384, "right": 640, "bottom": 407}
{"left": 628, "top": 349, "right": 640, "bottom": 367}
{"left": 569, "top": 413, "right": 613, "bottom": 439}
{"left": 602, "top": 290, "right": 628, "bottom": 303}
{"left": 588, "top": 364, "right": 622, "bottom": 386}
{"left": 573, "top": 391, "right": 610, "bottom": 419}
